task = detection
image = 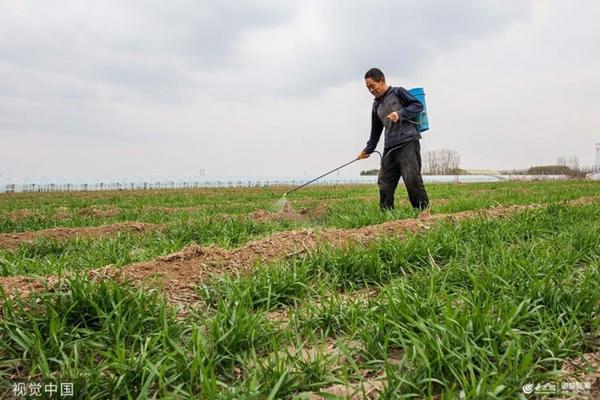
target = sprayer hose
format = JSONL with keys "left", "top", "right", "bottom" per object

{"left": 373, "top": 141, "right": 411, "bottom": 165}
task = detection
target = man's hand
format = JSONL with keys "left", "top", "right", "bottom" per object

{"left": 357, "top": 150, "right": 370, "bottom": 160}
{"left": 386, "top": 111, "right": 399, "bottom": 123}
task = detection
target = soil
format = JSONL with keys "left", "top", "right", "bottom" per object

{"left": 557, "top": 348, "right": 600, "bottom": 399}
{"left": 85, "top": 197, "right": 597, "bottom": 304}
{"left": 0, "top": 202, "right": 327, "bottom": 251}
{"left": 0, "top": 222, "right": 162, "bottom": 251}
{"left": 249, "top": 203, "right": 328, "bottom": 222}
{"left": 142, "top": 206, "right": 206, "bottom": 214}
{"left": 305, "top": 345, "right": 402, "bottom": 399}
{"left": 0, "top": 196, "right": 596, "bottom": 305}
{"left": 1, "top": 209, "right": 42, "bottom": 221}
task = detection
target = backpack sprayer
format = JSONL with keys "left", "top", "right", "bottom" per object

{"left": 282, "top": 88, "right": 428, "bottom": 198}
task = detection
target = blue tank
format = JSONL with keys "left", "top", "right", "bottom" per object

{"left": 408, "top": 87, "right": 429, "bottom": 132}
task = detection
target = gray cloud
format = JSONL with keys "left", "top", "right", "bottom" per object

{"left": 2, "top": 0, "right": 597, "bottom": 179}
{"left": 0, "top": 1, "right": 529, "bottom": 102}
{"left": 262, "top": 0, "right": 531, "bottom": 94}
{"left": 0, "top": 1, "right": 296, "bottom": 100}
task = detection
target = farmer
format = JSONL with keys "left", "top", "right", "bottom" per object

{"left": 357, "top": 68, "right": 429, "bottom": 211}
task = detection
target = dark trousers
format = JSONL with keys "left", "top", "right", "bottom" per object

{"left": 378, "top": 140, "right": 429, "bottom": 211}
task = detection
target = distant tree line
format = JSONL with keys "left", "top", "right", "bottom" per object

{"left": 500, "top": 156, "right": 599, "bottom": 178}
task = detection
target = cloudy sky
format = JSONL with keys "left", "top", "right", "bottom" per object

{"left": 1, "top": 0, "right": 599, "bottom": 179}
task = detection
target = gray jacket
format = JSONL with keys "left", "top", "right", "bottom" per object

{"left": 364, "top": 86, "right": 424, "bottom": 153}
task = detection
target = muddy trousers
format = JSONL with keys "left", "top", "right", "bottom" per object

{"left": 377, "top": 140, "right": 429, "bottom": 211}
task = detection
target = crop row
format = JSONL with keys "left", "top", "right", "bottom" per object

{"left": 1, "top": 201, "right": 598, "bottom": 398}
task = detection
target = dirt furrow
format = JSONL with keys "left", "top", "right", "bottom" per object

{"left": 87, "top": 196, "right": 599, "bottom": 303}
{"left": 0, "top": 222, "right": 163, "bottom": 251}
{"left": 0, "top": 196, "right": 596, "bottom": 303}
{"left": 0, "top": 205, "right": 323, "bottom": 250}
{"left": 0, "top": 194, "right": 386, "bottom": 222}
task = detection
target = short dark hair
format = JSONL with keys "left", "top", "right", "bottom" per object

{"left": 364, "top": 68, "right": 385, "bottom": 82}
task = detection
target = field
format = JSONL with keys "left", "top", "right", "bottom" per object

{"left": 0, "top": 180, "right": 599, "bottom": 399}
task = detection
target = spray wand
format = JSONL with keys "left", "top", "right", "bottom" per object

{"left": 282, "top": 158, "right": 361, "bottom": 197}
{"left": 282, "top": 143, "right": 407, "bottom": 198}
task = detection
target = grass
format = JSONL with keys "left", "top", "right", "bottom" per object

{"left": 1, "top": 180, "right": 598, "bottom": 280}
{"left": 1, "top": 180, "right": 598, "bottom": 233}
{"left": 1, "top": 197, "right": 598, "bottom": 398}
{"left": 0, "top": 216, "right": 298, "bottom": 276}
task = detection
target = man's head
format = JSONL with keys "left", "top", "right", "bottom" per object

{"left": 364, "top": 68, "right": 388, "bottom": 98}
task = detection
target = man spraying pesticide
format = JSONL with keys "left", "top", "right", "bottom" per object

{"left": 282, "top": 68, "right": 429, "bottom": 212}
{"left": 358, "top": 68, "right": 429, "bottom": 211}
